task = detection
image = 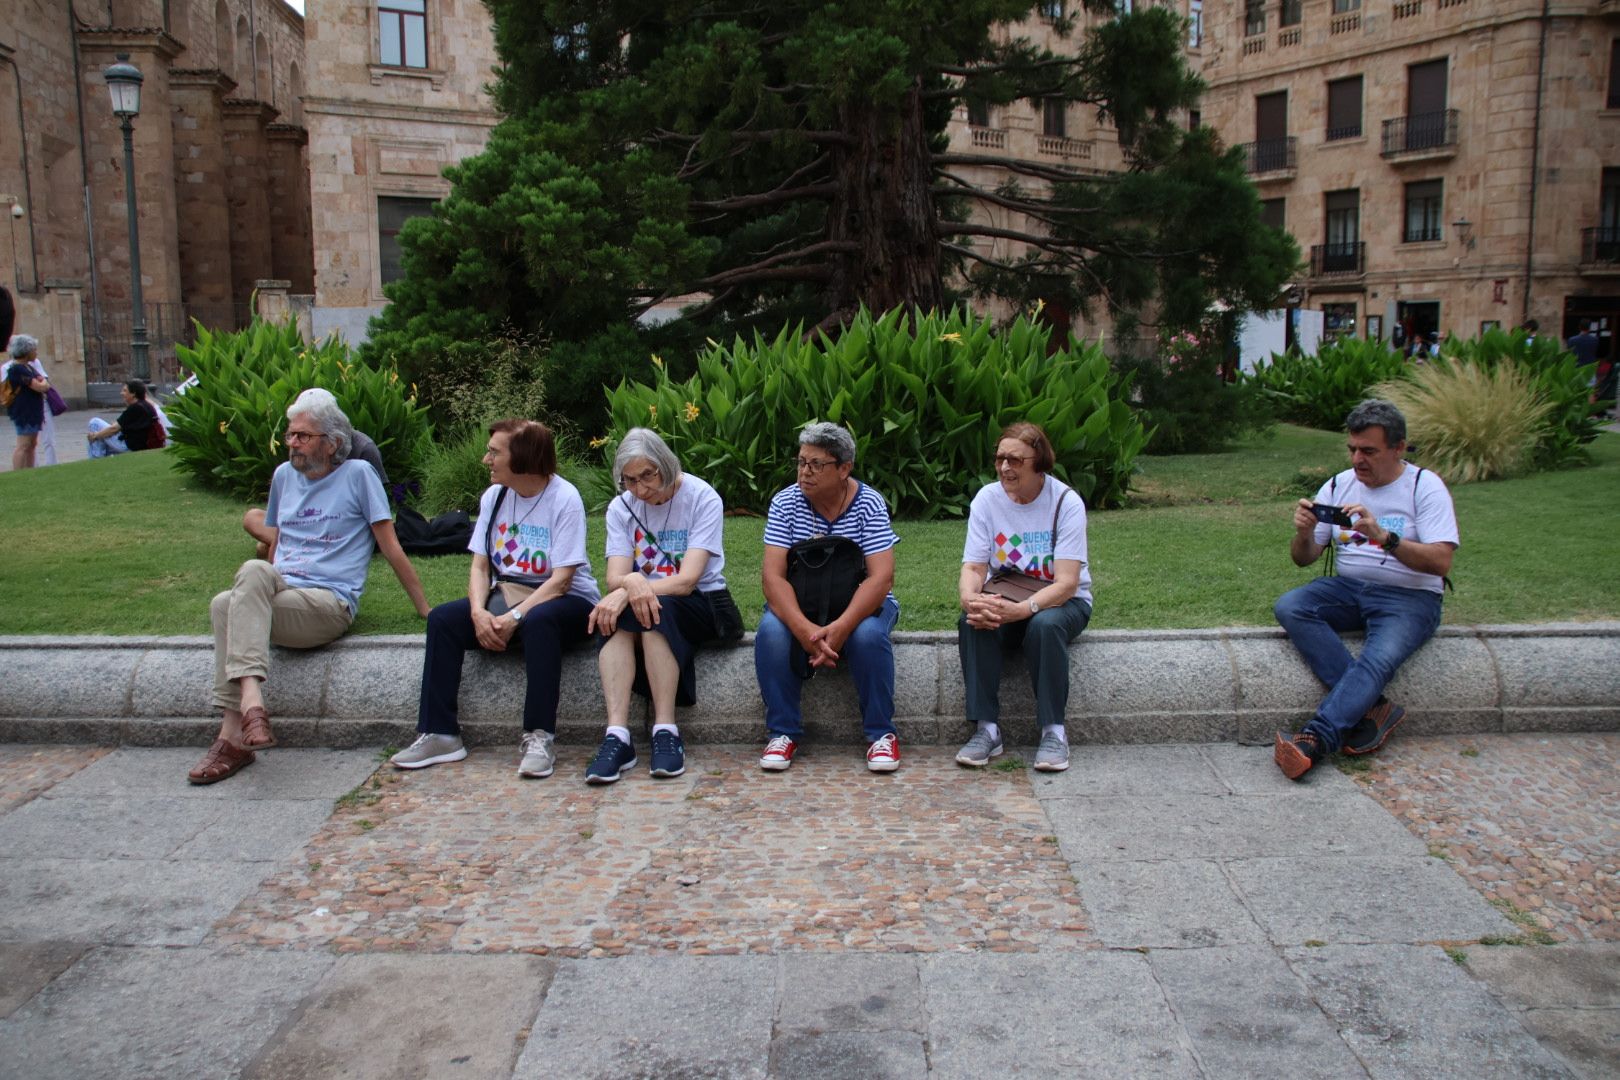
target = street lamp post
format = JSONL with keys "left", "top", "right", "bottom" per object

{"left": 104, "top": 53, "right": 149, "bottom": 383}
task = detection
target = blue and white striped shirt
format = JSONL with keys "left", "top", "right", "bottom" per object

{"left": 764, "top": 481, "right": 900, "bottom": 606}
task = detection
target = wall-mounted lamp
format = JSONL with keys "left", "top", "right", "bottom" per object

{"left": 1452, "top": 218, "right": 1475, "bottom": 251}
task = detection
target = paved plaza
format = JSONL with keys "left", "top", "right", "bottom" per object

{"left": 0, "top": 733, "right": 1614, "bottom": 1078}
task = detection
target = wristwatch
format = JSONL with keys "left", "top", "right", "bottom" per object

{"left": 508, "top": 608, "right": 525, "bottom": 624}
{"left": 1382, "top": 531, "right": 1402, "bottom": 552}
{"left": 1027, "top": 598, "right": 1041, "bottom": 615}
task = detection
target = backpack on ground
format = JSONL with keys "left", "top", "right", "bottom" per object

{"left": 395, "top": 504, "right": 474, "bottom": 556}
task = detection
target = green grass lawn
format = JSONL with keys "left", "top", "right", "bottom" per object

{"left": 3, "top": 424, "right": 1617, "bottom": 635}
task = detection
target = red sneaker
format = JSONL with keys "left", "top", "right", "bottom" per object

{"left": 866, "top": 733, "right": 900, "bottom": 773}
{"left": 760, "top": 734, "right": 797, "bottom": 771}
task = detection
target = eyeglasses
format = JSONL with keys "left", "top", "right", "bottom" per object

{"left": 993, "top": 453, "right": 1034, "bottom": 467}
{"left": 621, "top": 466, "right": 661, "bottom": 487}
{"left": 795, "top": 457, "right": 838, "bottom": 474}
{"left": 285, "top": 430, "right": 326, "bottom": 444}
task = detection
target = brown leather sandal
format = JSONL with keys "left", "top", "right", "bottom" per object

{"left": 188, "top": 738, "right": 256, "bottom": 785}
{"left": 240, "top": 705, "right": 276, "bottom": 749}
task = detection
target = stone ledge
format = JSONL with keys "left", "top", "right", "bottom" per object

{"left": 1, "top": 623, "right": 1616, "bottom": 747}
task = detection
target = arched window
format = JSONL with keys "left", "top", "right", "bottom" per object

{"left": 255, "top": 32, "right": 271, "bottom": 103}
{"left": 235, "top": 15, "right": 251, "bottom": 91}
{"left": 215, "top": 0, "right": 234, "bottom": 80}
{"left": 288, "top": 62, "right": 304, "bottom": 125}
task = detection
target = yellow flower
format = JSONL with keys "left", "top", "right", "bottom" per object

{"left": 217, "top": 421, "right": 228, "bottom": 434}
{"left": 683, "top": 401, "right": 701, "bottom": 422}
{"left": 705, "top": 337, "right": 719, "bottom": 348}
{"left": 651, "top": 354, "right": 664, "bottom": 368}
{"left": 1029, "top": 297, "right": 1046, "bottom": 318}
{"left": 648, "top": 404, "right": 658, "bottom": 420}
{"left": 938, "top": 332, "right": 963, "bottom": 344}
{"left": 269, "top": 436, "right": 280, "bottom": 453}
{"left": 589, "top": 435, "right": 608, "bottom": 448}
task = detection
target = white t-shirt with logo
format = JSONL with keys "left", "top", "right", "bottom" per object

{"left": 1311, "top": 462, "right": 1459, "bottom": 594}
{"left": 469, "top": 478, "right": 600, "bottom": 603}
{"left": 962, "top": 476, "right": 1092, "bottom": 606}
{"left": 604, "top": 474, "right": 727, "bottom": 592}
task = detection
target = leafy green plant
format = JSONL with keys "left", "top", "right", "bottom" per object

{"left": 1440, "top": 329, "right": 1604, "bottom": 470}
{"left": 603, "top": 306, "right": 1149, "bottom": 517}
{"left": 418, "top": 423, "right": 615, "bottom": 516}
{"left": 1372, "top": 359, "right": 1551, "bottom": 483}
{"left": 1119, "top": 324, "right": 1272, "bottom": 454}
{"left": 420, "top": 330, "right": 557, "bottom": 432}
{"left": 167, "top": 319, "right": 431, "bottom": 500}
{"left": 1246, "top": 338, "right": 1409, "bottom": 431}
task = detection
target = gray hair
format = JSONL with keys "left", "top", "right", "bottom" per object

{"left": 286, "top": 390, "right": 354, "bottom": 463}
{"left": 799, "top": 421, "right": 856, "bottom": 465}
{"left": 8, "top": 334, "right": 38, "bottom": 358}
{"left": 1345, "top": 399, "right": 1407, "bottom": 447}
{"left": 613, "top": 427, "right": 682, "bottom": 493}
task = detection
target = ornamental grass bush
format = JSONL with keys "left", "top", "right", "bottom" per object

{"left": 1372, "top": 359, "right": 1551, "bottom": 483}
{"left": 1246, "top": 337, "right": 1409, "bottom": 430}
{"left": 167, "top": 319, "right": 432, "bottom": 501}
{"left": 603, "top": 306, "right": 1149, "bottom": 517}
{"left": 1439, "top": 328, "right": 1605, "bottom": 471}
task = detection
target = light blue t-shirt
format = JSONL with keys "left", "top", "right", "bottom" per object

{"left": 267, "top": 459, "right": 392, "bottom": 617}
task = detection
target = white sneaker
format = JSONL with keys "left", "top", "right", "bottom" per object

{"left": 390, "top": 733, "right": 467, "bottom": 770}
{"left": 519, "top": 730, "right": 556, "bottom": 778}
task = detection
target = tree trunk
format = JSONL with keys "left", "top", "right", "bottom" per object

{"left": 825, "top": 80, "right": 943, "bottom": 317}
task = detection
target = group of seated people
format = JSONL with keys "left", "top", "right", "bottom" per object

{"left": 187, "top": 392, "right": 1459, "bottom": 791}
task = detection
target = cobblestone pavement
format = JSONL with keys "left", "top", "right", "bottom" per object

{"left": 211, "top": 747, "right": 1091, "bottom": 957}
{"left": 1347, "top": 733, "right": 1620, "bottom": 943}
{"left": 0, "top": 744, "right": 109, "bottom": 813}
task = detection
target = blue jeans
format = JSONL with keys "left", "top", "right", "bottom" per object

{"left": 86, "top": 417, "right": 127, "bottom": 457}
{"left": 1274, "top": 576, "right": 1442, "bottom": 753}
{"left": 959, "top": 597, "right": 1091, "bottom": 731}
{"left": 755, "top": 598, "right": 899, "bottom": 743}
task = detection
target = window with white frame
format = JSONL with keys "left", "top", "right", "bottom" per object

{"left": 1189, "top": 0, "right": 1203, "bottom": 46}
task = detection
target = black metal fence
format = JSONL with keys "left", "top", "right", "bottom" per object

{"left": 84, "top": 301, "right": 252, "bottom": 386}
{"left": 1581, "top": 227, "right": 1620, "bottom": 266}
{"left": 1380, "top": 109, "right": 1459, "bottom": 156}
{"left": 1240, "top": 136, "right": 1296, "bottom": 174}
{"left": 1310, "top": 241, "right": 1365, "bottom": 277}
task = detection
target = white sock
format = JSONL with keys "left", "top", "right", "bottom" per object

{"left": 652, "top": 723, "right": 679, "bottom": 736}
{"left": 1042, "top": 724, "right": 1068, "bottom": 746}
{"left": 606, "top": 725, "right": 632, "bottom": 746}
{"left": 979, "top": 722, "right": 1001, "bottom": 742}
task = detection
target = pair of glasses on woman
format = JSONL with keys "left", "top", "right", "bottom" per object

{"left": 993, "top": 453, "right": 1034, "bottom": 467}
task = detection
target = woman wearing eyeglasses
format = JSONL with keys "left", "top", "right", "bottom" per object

{"left": 390, "top": 419, "right": 599, "bottom": 778}
{"left": 581, "top": 428, "right": 744, "bottom": 784}
{"left": 955, "top": 422, "right": 1091, "bottom": 773}
{"left": 756, "top": 422, "right": 901, "bottom": 773}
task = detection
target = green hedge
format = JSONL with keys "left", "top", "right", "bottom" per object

{"left": 1245, "top": 337, "right": 1409, "bottom": 431}
{"left": 167, "top": 320, "right": 432, "bottom": 501}
{"left": 604, "top": 306, "right": 1148, "bottom": 517}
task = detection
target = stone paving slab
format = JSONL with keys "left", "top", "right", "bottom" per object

{"left": 1285, "top": 944, "right": 1574, "bottom": 1079}
{"left": 513, "top": 955, "right": 776, "bottom": 1079}
{"left": 0, "top": 945, "right": 333, "bottom": 1080}
{"left": 0, "top": 794, "right": 221, "bottom": 859}
{"left": 1147, "top": 945, "right": 1368, "bottom": 1079}
{"left": 1350, "top": 733, "right": 1620, "bottom": 943}
{"left": 778, "top": 953, "right": 926, "bottom": 1033}
{"left": 241, "top": 954, "right": 554, "bottom": 1080}
{"left": 0, "top": 744, "right": 110, "bottom": 812}
{"left": 1073, "top": 858, "right": 1267, "bottom": 949}
{"left": 0, "top": 942, "right": 86, "bottom": 1019}
{"left": 770, "top": 1030, "right": 929, "bottom": 1080}
{"left": 919, "top": 951, "right": 1198, "bottom": 1078}
{"left": 211, "top": 748, "right": 1091, "bottom": 957}
{"left": 41, "top": 746, "right": 383, "bottom": 801}
{"left": 1461, "top": 944, "right": 1620, "bottom": 1080}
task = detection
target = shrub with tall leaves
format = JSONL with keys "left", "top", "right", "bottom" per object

{"left": 1372, "top": 358, "right": 1551, "bottom": 483}
{"left": 167, "top": 320, "right": 432, "bottom": 501}
{"left": 1246, "top": 338, "right": 1409, "bottom": 430}
{"left": 1440, "top": 328, "right": 1604, "bottom": 470}
{"left": 603, "top": 307, "right": 1149, "bottom": 518}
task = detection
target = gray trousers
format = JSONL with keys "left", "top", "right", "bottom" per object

{"left": 957, "top": 597, "right": 1091, "bottom": 731}
{"left": 210, "top": 560, "right": 352, "bottom": 711}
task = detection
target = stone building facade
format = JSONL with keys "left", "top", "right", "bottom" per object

{"left": 1196, "top": 0, "right": 1620, "bottom": 346}
{"left": 302, "top": 0, "right": 499, "bottom": 343}
{"left": 0, "top": 0, "right": 310, "bottom": 398}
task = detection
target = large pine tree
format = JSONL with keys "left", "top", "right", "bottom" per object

{"left": 364, "top": 0, "right": 1297, "bottom": 412}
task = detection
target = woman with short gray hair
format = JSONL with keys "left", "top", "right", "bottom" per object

{"left": 583, "top": 427, "right": 743, "bottom": 783}
{"left": 755, "top": 421, "right": 902, "bottom": 773}
{"left": 4, "top": 334, "right": 51, "bottom": 469}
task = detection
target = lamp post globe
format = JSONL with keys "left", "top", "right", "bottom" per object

{"left": 104, "top": 53, "right": 150, "bottom": 382}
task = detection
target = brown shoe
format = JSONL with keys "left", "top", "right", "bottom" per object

{"left": 188, "top": 738, "right": 256, "bottom": 785}
{"left": 240, "top": 705, "right": 276, "bottom": 749}
{"left": 1274, "top": 731, "right": 1323, "bottom": 781}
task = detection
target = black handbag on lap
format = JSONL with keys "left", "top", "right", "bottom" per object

{"left": 785, "top": 535, "right": 867, "bottom": 679}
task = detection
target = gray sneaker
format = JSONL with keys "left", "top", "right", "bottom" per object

{"left": 955, "top": 727, "right": 1004, "bottom": 767}
{"left": 518, "top": 730, "right": 556, "bottom": 779}
{"left": 391, "top": 733, "right": 467, "bottom": 770}
{"left": 1033, "top": 731, "right": 1071, "bottom": 772}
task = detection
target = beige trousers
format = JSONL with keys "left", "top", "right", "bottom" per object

{"left": 210, "top": 560, "right": 353, "bottom": 711}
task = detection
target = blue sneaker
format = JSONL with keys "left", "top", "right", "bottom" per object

{"left": 585, "top": 734, "right": 637, "bottom": 784}
{"left": 649, "top": 729, "right": 686, "bottom": 778}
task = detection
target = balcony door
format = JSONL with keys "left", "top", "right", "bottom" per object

{"left": 1406, "top": 59, "right": 1448, "bottom": 150}
{"left": 1323, "top": 189, "right": 1360, "bottom": 273}
{"left": 1255, "top": 91, "right": 1288, "bottom": 170}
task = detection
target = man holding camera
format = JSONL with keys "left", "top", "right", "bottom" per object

{"left": 1273, "top": 399, "right": 1460, "bottom": 780}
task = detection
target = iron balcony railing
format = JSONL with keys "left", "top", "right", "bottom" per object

{"left": 1581, "top": 226, "right": 1620, "bottom": 266}
{"left": 1240, "top": 136, "right": 1296, "bottom": 174}
{"left": 1381, "top": 109, "right": 1459, "bottom": 156}
{"left": 1310, "top": 241, "right": 1365, "bottom": 276}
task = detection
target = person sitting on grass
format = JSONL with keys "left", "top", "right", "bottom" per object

{"left": 1273, "top": 399, "right": 1459, "bottom": 781}
{"left": 188, "top": 394, "right": 430, "bottom": 784}
{"left": 583, "top": 427, "right": 744, "bottom": 784}
{"left": 86, "top": 379, "right": 160, "bottom": 457}
{"left": 241, "top": 388, "right": 391, "bottom": 559}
